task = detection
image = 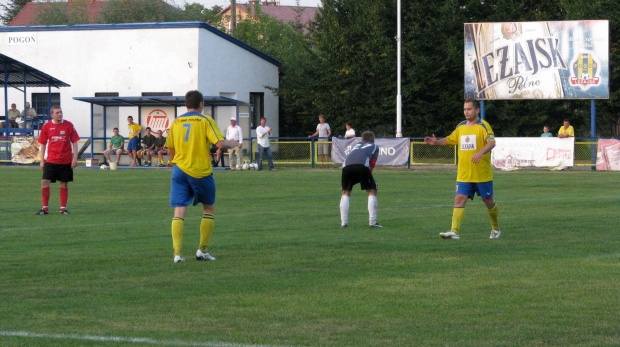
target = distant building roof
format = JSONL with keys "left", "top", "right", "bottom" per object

{"left": 9, "top": 0, "right": 106, "bottom": 26}
{"left": 218, "top": 2, "right": 318, "bottom": 33}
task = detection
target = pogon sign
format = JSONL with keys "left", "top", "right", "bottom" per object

{"left": 7, "top": 33, "right": 37, "bottom": 45}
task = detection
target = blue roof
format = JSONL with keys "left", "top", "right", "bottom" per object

{"left": 0, "top": 21, "right": 281, "bottom": 67}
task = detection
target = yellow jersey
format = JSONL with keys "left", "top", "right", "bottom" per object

{"left": 558, "top": 125, "right": 574, "bottom": 137}
{"left": 166, "top": 112, "right": 224, "bottom": 178}
{"left": 445, "top": 119, "right": 495, "bottom": 183}
{"left": 128, "top": 123, "right": 142, "bottom": 139}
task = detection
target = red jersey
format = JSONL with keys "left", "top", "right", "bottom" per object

{"left": 38, "top": 120, "right": 80, "bottom": 164}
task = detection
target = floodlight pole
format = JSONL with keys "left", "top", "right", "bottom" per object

{"left": 395, "top": 0, "right": 402, "bottom": 137}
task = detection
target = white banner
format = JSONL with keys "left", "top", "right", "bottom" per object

{"left": 492, "top": 137, "right": 574, "bottom": 170}
{"left": 596, "top": 138, "right": 620, "bottom": 171}
{"left": 331, "top": 137, "right": 410, "bottom": 166}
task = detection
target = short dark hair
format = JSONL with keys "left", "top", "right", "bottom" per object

{"left": 146, "top": 127, "right": 151, "bottom": 131}
{"left": 346, "top": 122, "right": 352, "bottom": 127}
{"left": 563, "top": 119, "right": 570, "bottom": 123}
{"left": 127, "top": 116, "right": 133, "bottom": 120}
{"left": 185, "top": 90, "right": 204, "bottom": 109}
{"left": 361, "top": 131, "right": 375, "bottom": 142}
{"left": 113, "top": 127, "right": 119, "bottom": 131}
{"left": 464, "top": 99, "right": 480, "bottom": 109}
{"left": 50, "top": 105, "right": 61, "bottom": 114}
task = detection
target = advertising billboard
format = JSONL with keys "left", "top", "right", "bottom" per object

{"left": 464, "top": 20, "right": 609, "bottom": 100}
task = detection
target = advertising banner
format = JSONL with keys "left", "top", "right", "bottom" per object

{"left": 596, "top": 138, "right": 620, "bottom": 171}
{"left": 464, "top": 20, "right": 609, "bottom": 100}
{"left": 332, "top": 137, "right": 410, "bottom": 166}
{"left": 492, "top": 137, "right": 574, "bottom": 170}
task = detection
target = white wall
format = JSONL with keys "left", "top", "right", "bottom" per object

{"left": 0, "top": 23, "right": 279, "bottom": 139}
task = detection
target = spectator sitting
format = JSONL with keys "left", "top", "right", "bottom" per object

{"left": 8, "top": 103, "right": 20, "bottom": 128}
{"left": 139, "top": 127, "right": 157, "bottom": 167}
{"left": 103, "top": 127, "right": 125, "bottom": 165}
{"left": 156, "top": 130, "right": 168, "bottom": 167}
{"left": 20, "top": 102, "right": 37, "bottom": 129}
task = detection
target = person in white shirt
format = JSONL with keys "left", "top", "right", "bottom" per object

{"left": 256, "top": 117, "right": 275, "bottom": 171}
{"left": 308, "top": 114, "right": 332, "bottom": 168}
{"left": 223, "top": 117, "right": 243, "bottom": 170}
{"left": 344, "top": 123, "right": 356, "bottom": 138}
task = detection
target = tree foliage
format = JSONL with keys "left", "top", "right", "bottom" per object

{"left": 0, "top": 0, "right": 30, "bottom": 25}
{"left": 278, "top": 0, "right": 620, "bottom": 137}
{"left": 98, "top": 0, "right": 184, "bottom": 24}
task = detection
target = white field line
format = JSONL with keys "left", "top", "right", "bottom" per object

{"left": 0, "top": 330, "right": 293, "bottom": 347}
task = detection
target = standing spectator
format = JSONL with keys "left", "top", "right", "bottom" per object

{"left": 35, "top": 106, "right": 80, "bottom": 215}
{"left": 103, "top": 127, "right": 124, "bottom": 165}
{"left": 340, "top": 131, "right": 381, "bottom": 228}
{"left": 558, "top": 119, "right": 574, "bottom": 138}
{"left": 139, "top": 127, "right": 157, "bottom": 167}
{"left": 225, "top": 117, "right": 243, "bottom": 170}
{"left": 424, "top": 99, "right": 500, "bottom": 240}
{"left": 344, "top": 122, "right": 356, "bottom": 138}
{"left": 308, "top": 114, "right": 332, "bottom": 168}
{"left": 541, "top": 125, "right": 553, "bottom": 137}
{"left": 166, "top": 90, "right": 235, "bottom": 263}
{"left": 256, "top": 117, "right": 275, "bottom": 171}
{"left": 20, "top": 102, "right": 37, "bottom": 129}
{"left": 126, "top": 116, "right": 142, "bottom": 167}
{"left": 8, "top": 103, "right": 20, "bottom": 128}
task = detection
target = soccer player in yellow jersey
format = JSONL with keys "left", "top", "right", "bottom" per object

{"left": 424, "top": 99, "right": 500, "bottom": 240}
{"left": 127, "top": 116, "right": 142, "bottom": 167}
{"left": 166, "top": 90, "right": 236, "bottom": 263}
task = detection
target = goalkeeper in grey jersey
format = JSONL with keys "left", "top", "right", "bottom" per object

{"left": 340, "top": 131, "right": 382, "bottom": 228}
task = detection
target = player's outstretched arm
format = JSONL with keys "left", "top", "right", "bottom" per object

{"left": 425, "top": 134, "right": 448, "bottom": 146}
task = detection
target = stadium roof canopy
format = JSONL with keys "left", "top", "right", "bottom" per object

{"left": 74, "top": 95, "right": 250, "bottom": 158}
{"left": 0, "top": 53, "right": 70, "bottom": 89}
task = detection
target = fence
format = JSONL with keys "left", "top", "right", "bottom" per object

{"left": 0, "top": 136, "right": 609, "bottom": 169}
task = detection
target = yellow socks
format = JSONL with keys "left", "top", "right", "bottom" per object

{"left": 199, "top": 213, "right": 215, "bottom": 252}
{"left": 487, "top": 203, "right": 499, "bottom": 230}
{"left": 171, "top": 217, "right": 184, "bottom": 256}
{"left": 451, "top": 207, "right": 465, "bottom": 234}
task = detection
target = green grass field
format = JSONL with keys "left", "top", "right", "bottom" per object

{"left": 0, "top": 166, "right": 618, "bottom": 346}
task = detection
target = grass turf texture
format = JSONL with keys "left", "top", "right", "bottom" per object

{"left": 0, "top": 166, "right": 618, "bottom": 346}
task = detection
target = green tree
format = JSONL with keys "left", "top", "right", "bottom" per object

{"left": 0, "top": 0, "right": 30, "bottom": 25}
{"left": 231, "top": 6, "right": 317, "bottom": 135}
{"left": 33, "top": 0, "right": 91, "bottom": 25}
{"left": 304, "top": 0, "right": 397, "bottom": 136}
{"left": 98, "top": 0, "right": 184, "bottom": 24}
{"left": 183, "top": 2, "right": 222, "bottom": 23}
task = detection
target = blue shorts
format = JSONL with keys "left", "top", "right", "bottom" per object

{"left": 148, "top": 148, "right": 158, "bottom": 155}
{"left": 170, "top": 165, "right": 216, "bottom": 207}
{"left": 456, "top": 181, "right": 494, "bottom": 200}
{"left": 127, "top": 137, "right": 140, "bottom": 151}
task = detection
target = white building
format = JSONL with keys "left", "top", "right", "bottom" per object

{"left": 0, "top": 21, "right": 280, "bottom": 143}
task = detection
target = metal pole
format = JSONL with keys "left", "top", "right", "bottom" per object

{"left": 591, "top": 100, "right": 596, "bottom": 170}
{"left": 480, "top": 100, "right": 486, "bottom": 120}
{"left": 395, "top": 0, "right": 402, "bottom": 137}
{"left": 231, "top": 0, "right": 237, "bottom": 34}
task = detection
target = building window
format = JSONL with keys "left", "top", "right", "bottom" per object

{"left": 250, "top": 92, "right": 264, "bottom": 129}
{"left": 95, "top": 92, "right": 119, "bottom": 97}
{"left": 142, "top": 92, "right": 173, "bottom": 96}
{"left": 31, "top": 93, "right": 60, "bottom": 116}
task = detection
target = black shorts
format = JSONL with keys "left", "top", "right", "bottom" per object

{"left": 341, "top": 164, "right": 377, "bottom": 191}
{"left": 42, "top": 162, "right": 73, "bottom": 183}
